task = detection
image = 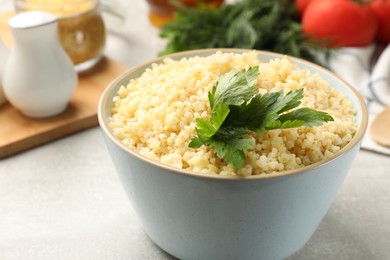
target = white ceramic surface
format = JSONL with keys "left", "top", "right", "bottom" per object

{"left": 3, "top": 11, "right": 77, "bottom": 118}
{"left": 98, "top": 49, "right": 368, "bottom": 260}
{"left": 0, "top": 37, "right": 8, "bottom": 105}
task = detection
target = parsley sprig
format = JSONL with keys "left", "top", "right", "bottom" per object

{"left": 189, "top": 66, "right": 334, "bottom": 170}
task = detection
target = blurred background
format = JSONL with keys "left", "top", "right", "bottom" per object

{"left": 0, "top": 1, "right": 389, "bottom": 259}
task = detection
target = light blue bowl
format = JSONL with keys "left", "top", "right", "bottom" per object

{"left": 98, "top": 49, "right": 368, "bottom": 260}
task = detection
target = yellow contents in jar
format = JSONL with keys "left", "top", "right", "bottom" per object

{"left": 23, "top": 0, "right": 94, "bottom": 16}
{"left": 16, "top": 0, "right": 106, "bottom": 68}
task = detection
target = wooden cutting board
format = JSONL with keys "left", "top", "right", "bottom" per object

{"left": 0, "top": 13, "right": 129, "bottom": 158}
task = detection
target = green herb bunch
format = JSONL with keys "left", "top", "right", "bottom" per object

{"left": 189, "top": 67, "right": 334, "bottom": 170}
{"left": 160, "top": 0, "right": 319, "bottom": 62}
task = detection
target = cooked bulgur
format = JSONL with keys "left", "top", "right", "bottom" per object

{"left": 109, "top": 51, "right": 357, "bottom": 176}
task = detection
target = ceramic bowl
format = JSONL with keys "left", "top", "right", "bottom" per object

{"left": 98, "top": 49, "right": 368, "bottom": 260}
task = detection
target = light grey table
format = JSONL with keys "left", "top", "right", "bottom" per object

{"left": 1, "top": 1, "right": 389, "bottom": 259}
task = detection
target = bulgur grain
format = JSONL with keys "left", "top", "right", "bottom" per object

{"left": 109, "top": 51, "right": 357, "bottom": 176}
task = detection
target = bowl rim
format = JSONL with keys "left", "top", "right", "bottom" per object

{"left": 98, "top": 48, "right": 368, "bottom": 180}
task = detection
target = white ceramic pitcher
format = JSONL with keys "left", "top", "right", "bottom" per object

{"left": 0, "top": 37, "right": 8, "bottom": 106}
{"left": 3, "top": 11, "right": 77, "bottom": 118}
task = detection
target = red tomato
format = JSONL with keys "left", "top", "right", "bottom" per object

{"left": 370, "top": 0, "right": 390, "bottom": 44}
{"left": 295, "top": 0, "right": 314, "bottom": 16}
{"left": 302, "top": 0, "right": 378, "bottom": 47}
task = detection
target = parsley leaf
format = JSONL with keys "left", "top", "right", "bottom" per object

{"left": 195, "top": 102, "right": 230, "bottom": 138}
{"left": 212, "top": 66, "right": 259, "bottom": 110}
{"left": 273, "top": 107, "right": 335, "bottom": 127}
{"left": 189, "top": 67, "right": 334, "bottom": 170}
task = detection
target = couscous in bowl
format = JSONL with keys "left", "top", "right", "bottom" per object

{"left": 98, "top": 49, "right": 368, "bottom": 260}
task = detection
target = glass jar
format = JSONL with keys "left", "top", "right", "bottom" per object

{"left": 14, "top": 0, "right": 106, "bottom": 72}
{"left": 146, "top": 0, "right": 224, "bottom": 27}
